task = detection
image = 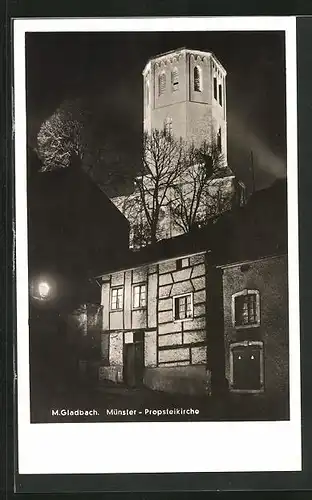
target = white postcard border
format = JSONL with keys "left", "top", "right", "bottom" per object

{"left": 14, "top": 16, "right": 301, "bottom": 475}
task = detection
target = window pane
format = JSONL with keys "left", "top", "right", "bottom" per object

{"left": 111, "top": 289, "right": 117, "bottom": 309}
{"left": 174, "top": 298, "right": 179, "bottom": 319}
{"left": 218, "top": 83, "right": 223, "bottom": 106}
{"left": 133, "top": 287, "right": 140, "bottom": 308}
{"left": 186, "top": 295, "right": 192, "bottom": 317}
{"left": 140, "top": 285, "right": 146, "bottom": 307}
{"left": 235, "top": 293, "right": 258, "bottom": 326}
{"left": 114, "top": 288, "right": 123, "bottom": 309}
{"left": 174, "top": 295, "right": 192, "bottom": 320}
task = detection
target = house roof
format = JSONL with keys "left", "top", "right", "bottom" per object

{"left": 93, "top": 179, "right": 287, "bottom": 278}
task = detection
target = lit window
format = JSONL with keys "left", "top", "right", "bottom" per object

{"left": 232, "top": 289, "right": 260, "bottom": 328}
{"left": 219, "top": 83, "right": 223, "bottom": 106}
{"left": 171, "top": 67, "right": 179, "bottom": 91}
{"left": 133, "top": 284, "right": 147, "bottom": 309}
{"left": 174, "top": 293, "right": 193, "bottom": 320}
{"left": 229, "top": 341, "right": 264, "bottom": 392}
{"left": 111, "top": 287, "right": 123, "bottom": 310}
{"left": 194, "top": 66, "right": 202, "bottom": 92}
{"left": 158, "top": 71, "right": 166, "bottom": 96}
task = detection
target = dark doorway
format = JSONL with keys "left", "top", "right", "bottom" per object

{"left": 231, "top": 343, "right": 263, "bottom": 392}
{"left": 123, "top": 331, "right": 144, "bottom": 388}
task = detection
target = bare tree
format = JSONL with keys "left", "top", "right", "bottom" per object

{"left": 118, "top": 129, "right": 186, "bottom": 246}
{"left": 170, "top": 142, "right": 233, "bottom": 232}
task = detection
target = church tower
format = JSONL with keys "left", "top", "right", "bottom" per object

{"left": 143, "top": 47, "right": 227, "bottom": 162}
{"left": 111, "top": 47, "right": 244, "bottom": 249}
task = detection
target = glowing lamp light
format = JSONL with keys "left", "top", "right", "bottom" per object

{"left": 38, "top": 281, "right": 51, "bottom": 299}
{"left": 30, "top": 276, "right": 56, "bottom": 302}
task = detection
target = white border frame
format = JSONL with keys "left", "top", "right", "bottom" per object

{"left": 14, "top": 16, "right": 301, "bottom": 475}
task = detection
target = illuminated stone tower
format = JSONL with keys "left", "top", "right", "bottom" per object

{"left": 143, "top": 47, "right": 227, "bottom": 161}
{"left": 111, "top": 48, "right": 244, "bottom": 248}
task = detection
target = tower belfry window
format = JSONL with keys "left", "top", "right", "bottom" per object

{"left": 171, "top": 67, "right": 179, "bottom": 91}
{"left": 219, "top": 83, "right": 223, "bottom": 106}
{"left": 158, "top": 71, "right": 166, "bottom": 96}
{"left": 194, "top": 66, "right": 202, "bottom": 92}
{"left": 213, "top": 77, "right": 218, "bottom": 100}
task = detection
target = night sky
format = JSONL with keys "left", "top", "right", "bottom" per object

{"left": 26, "top": 30, "right": 286, "bottom": 192}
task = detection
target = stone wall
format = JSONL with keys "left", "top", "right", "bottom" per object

{"left": 144, "top": 365, "right": 208, "bottom": 396}
{"left": 157, "top": 252, "right": 208, "bottom": 368}
{"left": 98, "top": 251, "right": 214, "bottom": 394}
{"left": 222, "top": 255, "right": 289, "bottom": 402}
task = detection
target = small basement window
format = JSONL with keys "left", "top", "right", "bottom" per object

{"left": 229, "top": 341, "right": 264, "bottom": 393}
{"left": 232, "top": 289, "right": 260, "bottom": 328}
{"left": 111, "top": 287, "right": 123, "bottom": 310}
{"left": 174, "top": 293, "right": 193, "bottom": 321}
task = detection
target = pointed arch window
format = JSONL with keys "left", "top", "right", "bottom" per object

{"left": 171, "top": 67, "right": 179, "bottom": 91}
{"left": 158, "top": 71, "right": 166, "bottom": 96}
{"left": 194, "top": 66, "right": 202, "bottom": 92}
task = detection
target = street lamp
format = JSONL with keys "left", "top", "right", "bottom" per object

{"left": 37, "top": 281, "right": 51, "bottom": 299}
{"left": 30, "top": 275, "right": 56, "bottom": 302}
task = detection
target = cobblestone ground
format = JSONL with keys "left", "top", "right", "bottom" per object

{"left": 30, "top": 377, "right": 288, "bottom": 423}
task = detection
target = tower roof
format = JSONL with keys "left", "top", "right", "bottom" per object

{"left": 142, "top": 47, "right": 226, "bottom": 76}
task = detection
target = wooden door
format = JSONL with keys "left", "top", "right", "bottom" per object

{"left": 124, "top": 343, "right": 136, "bottom": 387}
{"left": 232, "top": 345, "right": 262, "bottom": 391}
{"left": 124, "top": 332, "right": 144, "bottom": 387}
